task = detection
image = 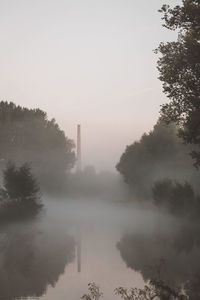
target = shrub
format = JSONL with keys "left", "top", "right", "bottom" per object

{"left": 152, "top": 179, "right": 200, "bottom": 217}
{"left": 0, "top": 162, "right": 42, "bottom": 221}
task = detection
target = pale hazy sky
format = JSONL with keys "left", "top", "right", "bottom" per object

{"left": 0, "top": 0, "right": 180, "bottom": 171}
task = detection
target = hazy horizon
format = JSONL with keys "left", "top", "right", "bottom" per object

{"left": 0, "top": 0, "right": 180, "bottom": 171}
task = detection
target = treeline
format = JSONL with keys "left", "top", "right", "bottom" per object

{"left": 0, "top": 101, "right": 75, "bottom": 192}
{"left": 117, "top": 121, "right": 199, "bottom": 199}
{"left": 116, "top": 1, "right": 200, "bottom": 297}
{"left": 116, "top": 0, "right": 200, "bottom": 218}
{"left": 116, "top": 122, "right": 200, "bottom": 218}
{"left": 0, "top": 101, "right": 76, "bottom": 222}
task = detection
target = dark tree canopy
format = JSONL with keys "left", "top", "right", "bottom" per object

{"left": 156, "top": 0, "right": 200, "bottom": 166}
{"left": 2, "top": 162, "right": 39, "bottom": 201}
{"left": 0, "top": 101, "right": 75, "bottom": 192}
{"left": 0, "top": 163, "right": 42, "bottom": 221}
{"left": 116, "top": 121, "right": 199, "bottom": 199}
{"left": 152, "top": 178, "right": 200, "bottom": 217}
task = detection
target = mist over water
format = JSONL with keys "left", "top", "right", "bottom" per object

{"left": 0, "top": 0, "right": 199, "bottom": 298}
{"left": 0, "top": 194, "right": 191, "bottom": 300}
{"left": 39, "top": 198, "right": 147, "bottom": 300}
{"left": 0, "top": 104, "right": 199, "bottom": 299}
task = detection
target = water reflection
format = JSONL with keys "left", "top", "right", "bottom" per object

{"left": 117, "top": 217, "right": 200, "bottom": 299}
{"left": 0, "top": 222, "right": 75, "bottom": 300}
{"left": 2, "top": 199, "right": 199, "bottom": 300}
{"left": 39, "top": 200, "right": 146, "bottom": 300}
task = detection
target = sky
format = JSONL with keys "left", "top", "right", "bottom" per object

{"left": 0, "top": 0, "right": 180, "bottom": 171}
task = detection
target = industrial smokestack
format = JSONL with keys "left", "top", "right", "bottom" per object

{"left": 77, "top": 124, "right": 81, "bottom": 172}
{"left": 77, "top": 232, "right": 81, "bottom": 273}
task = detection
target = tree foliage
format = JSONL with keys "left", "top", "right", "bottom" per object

{"left": 116, "top": 121, "right": 198, "bottom": 199}
{"left": 0, "top": 162, "right": 42, "bottom": 221}
{"left": 0, "top": 101, "right": 75, "bottom": 192}
{"left": 152, "top": 179, "right": 200, "bottom": 217}
{"left": 156, "top": 0, "right": 200, "bottom": 166}
{"left": 81, "top": 283, "right": 103, "bottom": 300}
{"left": 82, "top": 282, "right": 188, "bottom": 300}
{"left": 3, "top": 162, "right": 39, "bottom": 201}
{"left": 115, "top": 280, "right": 187, "bottom": 300}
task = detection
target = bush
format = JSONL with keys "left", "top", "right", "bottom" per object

{"left": 152, "top": 179, "right": 200, "bottom": 217}
{"left": 0, "top": 162, "right": 43, "bottom": 221}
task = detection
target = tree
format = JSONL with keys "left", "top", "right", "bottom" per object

{"left": 152, "top": 179, "right": 200, "bottom": 216}
{"left": 0, "top": 101, "right": 75, "bottom": 192}
{"left": 116, "top": 121, "right": 199, "bottom": 199}
{"left": 156, "top": 0, "right": 200, "bottom": 166}
{"left": 81, "top": 282, "right": 188, "bottom": 300}
{"left": 0, "top": 162, "right": 42, "bottom": 221}
{"left": 81, "top": 283, "right": 103, "bottom": 300}
{"left": 115, "top": 280, "right": 188, "bottom": 300}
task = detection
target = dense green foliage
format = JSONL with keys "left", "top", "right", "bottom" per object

{"left": 0, "top": 101, "right": 75, "bottom": 192}
{"left": 156, "top": 0, "right": 200, "bottom": 166}
{"left": 116, "top": 121, "right": 199, "bottom": 199}
{"left": 0, "top": 163, "right": 42, "bottom": 221}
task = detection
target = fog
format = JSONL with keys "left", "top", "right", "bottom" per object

{"left": 1, "top": 188, "right": 199, "bottom": 300}
{"left": 0, "top": 97, "right": 199, "bottom": 299}
{"left": 0, "top": 0, "right": 199, "bottom": 299}
{"left": 0, "top": 102, "right": 199, "bottom": 299}
{"left": 0, "top": 199, "right": 154, "bottom": 299}
{"left": 0, "top": 0, "right": 180, "bottom": 171}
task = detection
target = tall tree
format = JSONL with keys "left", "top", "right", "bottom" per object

{"left": 116, "top": 121, "right": 199, "bottom": 199}
{"left": 156, "top": 0, "right": 200, "bottom": 166}
{"left": 0, "top": 102, "right": 75, "bottom": 192}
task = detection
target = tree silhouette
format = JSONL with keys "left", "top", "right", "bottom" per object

{"left": 0, "top": 101, "right": 75, "bottom": 192}
{"left": 116, "top": 121, "right": 199, "bottom": 199}
{"left": 152, "top": 179, "right": 200, "bottom": 217}
{"left": 156, "top": 0, "right": 200, "bottom": 167}
{"left": 0, "top": 162, "right": 42, "bottom": 221}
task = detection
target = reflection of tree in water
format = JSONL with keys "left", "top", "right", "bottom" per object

{"left": 117, "top": 220, "right": 200, "bottom": 299}
{"left": 0, "top": 224, "right": 75, "bottom": 300}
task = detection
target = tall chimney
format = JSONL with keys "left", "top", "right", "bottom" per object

{"left": 77, "top": 124, "right": 81, "bottom": 172}
{"left": 77, "top": 232, "right": 81, "bottom": 273}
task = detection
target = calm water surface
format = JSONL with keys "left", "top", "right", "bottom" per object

{"left": 1, "top": 199, "right": 197, "bottom": 300}
{"left": 38, "top": 200, "right": 146, "bottom": 300}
